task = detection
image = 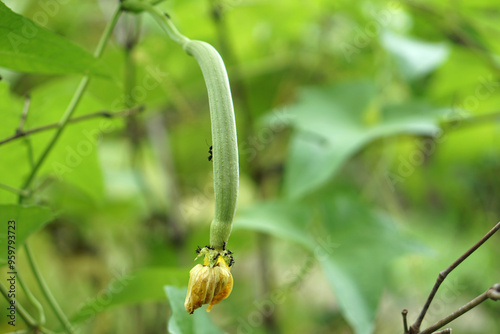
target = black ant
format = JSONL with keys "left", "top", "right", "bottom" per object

{"left": 196, "top": 246, "right": 202, "bottom": 253}
{"left": 208, "top": 145, "right": 213, "bottom": 161}
{"left": 222, "top": 241, "right": 226, "bottom": 251}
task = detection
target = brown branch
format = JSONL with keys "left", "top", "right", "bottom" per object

{"left": 0, "top": 105, "right": 145, "bottom": 146}
{"left": 409, "top": 221, "right": 500, "bottom": 333}
{"left": 402, "top": 309, "right": 409, "bottom": 334}
{"left": 487, "top": 283, "right": 500, "bottom": 300}
{"left": 420, "top": 284, "right": 500, "bottom": 334}
{"left": 431, "top": 329, "right": 451, "bottom": 334}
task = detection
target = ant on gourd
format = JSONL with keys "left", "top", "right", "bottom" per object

{"left": 204, "top": 139, "right": 213, "bottom": 162}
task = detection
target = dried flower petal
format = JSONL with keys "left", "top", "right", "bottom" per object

{"left": 206, "top": 270, "right": 233, "bottom": 312}
{"left": 184, "top": 250, "right": 233, "bottom": 314}
{"left": 184, "top": 264, "right": 205, "bottom": 314}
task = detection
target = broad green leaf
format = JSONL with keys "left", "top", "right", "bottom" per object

{"left": 71, "top": 267, "right": 187, "bottom": 323}
{"left": 0, "top": 2, "right": 107, "bottom": 76}
{"left": 24, "top": 78, "right": 109, "bottom": 200}
{"left": 283, "top": 81, "right": 441, "bottom": 199}
{"left": 0, "top": 81, "right": 23, "bottom": 137}
{"left": 165, "top": 286, "right": 225, "bottom": 334}
{"left": 0, "top": 140, "right": 27, "bottom": 204}
{"left": 314, "top": 192, "right": 425, "bottom": 334}
{"left": 0, "top": 204, "right": 54, "bottom": 266}
{"left": 380, "top": 31, "right": 450, "bottom": 80}
{"left": 233, "top": 192, "right": 425, "bottom": 334}
{"left": 233, "top": 201, "right": 315, "bottom": 249}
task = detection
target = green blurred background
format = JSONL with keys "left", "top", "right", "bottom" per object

{"left": 0, "top": 0, "right": 499, "bottom": 333}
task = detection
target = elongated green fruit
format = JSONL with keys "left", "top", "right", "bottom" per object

{"left": 121, "top": 1, "right": 239, "bottom": 250}
{"left": 184, "top": 41, "right": 239, "bottom": 250}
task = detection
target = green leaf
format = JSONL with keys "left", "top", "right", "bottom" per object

{"left": 0, "top": 81, "right": 23, "bottom": 138}
{"left": 233, "top": 192, "right": 425, "bottom": 334}
{"left": 30, "top": 78, "right": 109, "bottom": 200}
{"left": 0, "top": 204, "right": 54, "bottom": 266}
{"left": 0, "top": 77, "right": 110, "bottom": 202}
{"left": 0, "top": 82, "right": 27, "bottom": 203}
{"left": 380, "top": 31, "right": 450, "bottom": 80}
{"left": 283, "top": 81, "right": 441, "bottom": 199}
{"left": 165, "top": 286, "right": 225, "bottom": 334}
{"left": 71, "top": 267, "right": 187, "bottom": 323}
{"left": 0, "top": 2, "right": 108, "bottom": 76}
{"left": 315, "top": 192, "right": 424, "bottom": 334}
{"left": 233, "top": 201, "right": 315, "bottom": 249}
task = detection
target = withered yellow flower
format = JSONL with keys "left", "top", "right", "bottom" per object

{"left": 184, "top": 247, "right": 234, "bottom": 314}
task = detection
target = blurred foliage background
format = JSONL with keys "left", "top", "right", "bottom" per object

{"left": 0, "top": 0, "right": 499, "bottom": 333}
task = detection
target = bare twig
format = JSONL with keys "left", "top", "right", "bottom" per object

{"left": 0, "top": 105, "right": 144, "bottom": 146}
{"left": 487, "top": 283, "right": 500, "bottom": 300}
{"left": 420, "top": 284, "right": 500, "bottom": 334}
{"left": 402, "top": 309, "right": 409, "bottom": 334}
{"left": 409, "top": 221, "right": 500, "bottom": 333}
{"left": 432, "top": 329, "right": 451, "bottom": 334}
